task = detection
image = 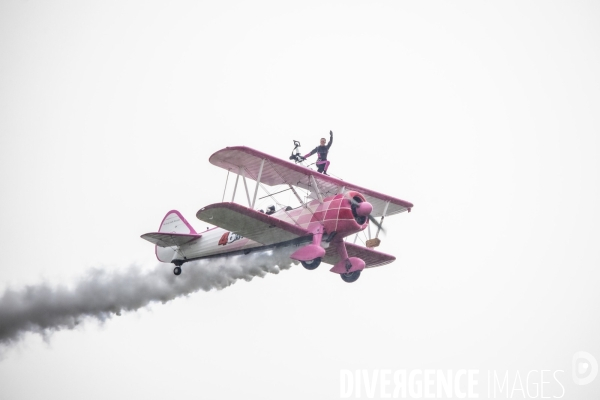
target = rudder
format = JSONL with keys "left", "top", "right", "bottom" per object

{"left": 158, "top": 210, "right": 198, "bottom": 234}
{"left": 156, "top": 210, "right": 197, "bottom": 262}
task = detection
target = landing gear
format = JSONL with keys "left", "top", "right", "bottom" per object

{"left": 301, "top": 257, "right": 321, "bottom": 270}
{"left": 340, "top": 270, "right": 361, "bottom": 283}
{"left": 173, "top": 266, "right": 182, "bottom": 276}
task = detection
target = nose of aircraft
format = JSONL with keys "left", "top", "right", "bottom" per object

{"left": 355, "top": 201, "right": 373, "bottom": 217}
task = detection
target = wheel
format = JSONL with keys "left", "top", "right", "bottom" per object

{"left": 340, "top": 270, "right": 361, "bottom": 283}
{"left": 301, "top": 257, "right": 321, "bottom": 270}
{"left": 173, "top": 266, "right": 182, "bottom": 276}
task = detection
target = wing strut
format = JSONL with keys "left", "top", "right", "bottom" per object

{"left": 288, "top": 184, "right": 304, "bottom": 205}
{"left": 375, "top": 201, "right": 390, "bottom": 239}
{"left": 221, "top": 169, "right": 230, "bottom": 202}
{"left": 231, "top": 167, "right": 241, "bottom": 202}
{"left": 251, "top": 158, "right": 265, "bottom": 209}
{"left": 241, "top": 168, "right": 252, "bottom": 207}
{"left": 310, "top": 175, "right": 323, "bottom": 204}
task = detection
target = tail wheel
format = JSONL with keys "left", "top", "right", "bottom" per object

{"left": 340, "top": 270, "right": 361, "bottom": 283}
{"left": 173, "top": 266, "right": 182, "bottom": 276}
{"left": 301, "top": 257, "right": 321, "bottom": 270}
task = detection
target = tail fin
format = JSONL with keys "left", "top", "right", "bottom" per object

{"left": 158, "top": 210, "right": 197, "bottom": 234}
{"left": 155, "top": 210, "right": 197, "bottom": 262}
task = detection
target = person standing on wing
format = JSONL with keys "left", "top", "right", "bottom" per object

{"left": 303, "top": 130, "right": 333, "bottom": 175}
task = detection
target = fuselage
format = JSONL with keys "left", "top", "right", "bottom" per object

{"left": 164, "top": 191, "right": 369, "bottom": 264}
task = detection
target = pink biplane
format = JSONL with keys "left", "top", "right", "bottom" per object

{"left": 141, "top": 146, "right": 413, "bottom": 283}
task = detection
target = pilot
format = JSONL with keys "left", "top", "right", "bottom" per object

{"left": 266, "top": 205, "right": 276, "bottom": 215}
{"left": 302, "top": 130, "right": 333, "bottom": 175}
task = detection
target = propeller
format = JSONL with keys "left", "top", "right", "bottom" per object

{"left": 347, "top": 195, "right": 386, "bottom": 234}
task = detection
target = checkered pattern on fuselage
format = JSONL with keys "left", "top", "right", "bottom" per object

{"left": 274, "top": 191, "right": 367, "bottom": 237}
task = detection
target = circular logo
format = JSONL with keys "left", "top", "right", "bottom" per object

{"left": 573, "top": 352, "right": 598, "bottom": 385}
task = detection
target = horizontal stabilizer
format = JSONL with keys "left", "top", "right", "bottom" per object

{"left": 323, "top": 241, "right": 395, "bottom": 268}
{"left": 141, "top": 232, "right": 202, "bottom": 248}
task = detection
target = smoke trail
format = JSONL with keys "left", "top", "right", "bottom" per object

{"left": 0, "top": 247, "right": 297, "bottom": 346}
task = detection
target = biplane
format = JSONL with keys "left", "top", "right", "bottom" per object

{"left": 141, "top": 146, "right": 413, "bottom": 283}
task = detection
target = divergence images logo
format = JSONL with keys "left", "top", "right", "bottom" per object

{"left": 572, "top": 352, "right": 598, "bottom": 385}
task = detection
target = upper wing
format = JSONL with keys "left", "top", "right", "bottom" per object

{"left": 196, "top": 202, "right": 310, "bottom": 245}
{"left": 141, "top": 232, "right": 202, "bottom": 247}
{"left": 209, "top": 146, "right": 413, "bottom": 217}
{"left": 322, "top": 241, "right": 396, "bottom": 268}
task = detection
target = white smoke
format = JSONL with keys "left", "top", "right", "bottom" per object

{"left": 0, "top": 247, "right": 297, "bottom": 347}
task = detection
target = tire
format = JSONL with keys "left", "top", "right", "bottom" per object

{"left": 173, "top": 266, "right": 182, "bottom": 276}
{"left": 301, "top": 257, "right": 321, "bottom": 270}
{"left": 340, "top": 270, "right": 361, "bottom": 283}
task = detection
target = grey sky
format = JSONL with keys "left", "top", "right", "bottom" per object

{"left": 1, "top": 1, "right": 599, "bottom": 399}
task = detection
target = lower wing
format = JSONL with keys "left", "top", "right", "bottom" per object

{"left": 323, "top": 241, "right": 396, "bottom": 268}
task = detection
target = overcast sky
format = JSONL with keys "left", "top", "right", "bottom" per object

{"left": 1, "top": 1, "right": 599, "bottom": 399}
